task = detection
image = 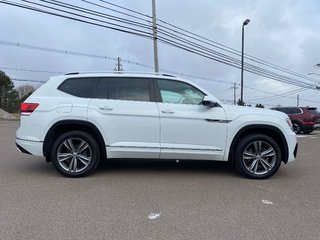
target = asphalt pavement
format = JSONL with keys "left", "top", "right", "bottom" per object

{"left": 0, "top": 120, "right": 319, "bottom": 240}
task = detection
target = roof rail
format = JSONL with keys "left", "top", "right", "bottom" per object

{"left": 64, "top": 71, "right": 177, "bottom": 77}
{"left": 65, "top": 72, "right": 79, "bottom": 75}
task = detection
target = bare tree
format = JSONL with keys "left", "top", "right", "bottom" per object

{"left": 16, "top": 84, "right": 36, "bottom": 99}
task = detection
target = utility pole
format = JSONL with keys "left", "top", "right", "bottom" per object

{"left": 114, "top": 57, "right": 123, "bottom": 72}
{"left": 152, "top": 0, "right": 159, "bottom": 73}
{"left": 297, "top": 94, "right": 299, "bottom": 106}
{"left": 230, "top": 82, "right": 238, "bottom": 105}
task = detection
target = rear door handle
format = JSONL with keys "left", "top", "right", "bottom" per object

{"left": 161, "top": 110, "right": 175, "bottom": 114}
{"left": 99, "top": 106, "right": 113, "bottom": 111}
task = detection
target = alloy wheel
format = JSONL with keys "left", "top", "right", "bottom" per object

{"left": 57, "top": 138, "right": 92, "bottom": 173}
{"left": 242, "top": 140, "right": 276, "bottom": 175}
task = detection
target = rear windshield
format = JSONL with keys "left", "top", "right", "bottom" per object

{"left": 308, "top": 108, "right": 318, "bottom": 114}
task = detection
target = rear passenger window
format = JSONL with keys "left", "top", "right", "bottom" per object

{"left": 94, "top": 78, "right": 109, "bottom": 99}
{"left": 291, "top": 108, "right": 302, "bottom": 114}
{"left": 58, "top": 78, "right": 98, "bottom": 98}
{"left": 94, "top": 77, "right": 150, "bottom": 101}
{"left": 281, "top": 108, "right": 290, "bottom": 114}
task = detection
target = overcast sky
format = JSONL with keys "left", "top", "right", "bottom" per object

{"left": 1, "top": 0, "right": 320, "bottom": 107}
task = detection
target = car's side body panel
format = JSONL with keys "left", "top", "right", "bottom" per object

{"left": 158, "top": 102, "right": 227, "bottom": 160}
{"left": 88, "top": 99, "right": 161, "bottom": 159}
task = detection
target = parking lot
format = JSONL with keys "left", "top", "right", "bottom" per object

{"left": 1, "top": 120, "right": 320, "bottom": 240}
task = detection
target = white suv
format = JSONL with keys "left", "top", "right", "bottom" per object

{"left": 16, "top": 73, "right": 297, "bottom": 179}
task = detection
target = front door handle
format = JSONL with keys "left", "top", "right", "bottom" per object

{"left": 161, "top": 110, "right": 175, "bottom": 114}
{"left": 99, "top": 106, "right": 113, "bottom": 111}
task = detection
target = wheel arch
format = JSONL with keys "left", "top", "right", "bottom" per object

{"left": 43, "top": 120, "right": 106, "bottom": 162}
{"left": 228, "top": 124, "right": 289, "bottom": 164}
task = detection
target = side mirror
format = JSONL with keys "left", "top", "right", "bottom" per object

{"left": 201, "top": 96, "right": 218, "bottom": 107}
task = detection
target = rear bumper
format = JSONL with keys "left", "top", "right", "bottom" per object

{"left": 301, "top": 124, "right": 314, "bottom": 131}
{"left": 16, "top": 143, "right": 32, "bottom": 155}
{"left": 16, "top": 138, "right": 44, "bottom": 156}
{"left": 297, "top": 120, "right": 314, "bottom": 130}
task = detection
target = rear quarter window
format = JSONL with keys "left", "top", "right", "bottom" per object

{"left": 274, "top": 108, "right": 289, "bottom": 114}
{"left": 58, "top": 78, "right": 99, "bottom": 98}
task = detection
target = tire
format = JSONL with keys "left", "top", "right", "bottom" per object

{"left": 234, "top": 134, "right": 282, "bottom": 179}
{"left": 292, "top": 122, "right": 302, "bottom": 134}
{"left": 51, "top": 131, "right": 100, "bottom": 178}
{"left": 302, "top": 129, "right": 313, "bottom": 134}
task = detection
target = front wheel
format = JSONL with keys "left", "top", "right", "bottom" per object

{"left": 51, "top": 131, "right": 100, "bottom": 178}
{"left": 292, "top": 122, "right": 302, "bottom": 134}
{"left": 235, "top": 134, "right": 282, "bottom": 179}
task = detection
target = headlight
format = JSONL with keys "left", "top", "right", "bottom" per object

{"left": 286, "top": 118, "right": 293, "bottom": 130}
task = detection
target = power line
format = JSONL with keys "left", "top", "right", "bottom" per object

{"left": 96, "top": 0, "right": 151, "bottom": 19}
{"left": 82, "top": 0, "right": 151, "bottom": 22}
{"left": 0, "top": 66, "right": 64, "bottom": 74}
{"left": 1, "top": 0, "right": 318, "bottom": 90}
{"left": 95, "top": 0, "right": 318, "bottom": 84}
{"left": 11, "top": 78, "right": 46, "bottom": 83}
{"left": 21, "top": 0, "right": 152, "bottom": 34}
{"left": 4, "top": 65, "right": 318, "bottom": 104}
{"left": 0, "top": 40, "right": 154, "bottom": 69}
{"left": 157, "top": 21, "right": 319, "bottom": 84}
{"left": 156, "top": 35, "right": 315, "bottom": 89}
{"left": 40, "top": 0, "right": 151, "bottom": 29}
{"left": 43, "top": 2, "right": 320, "bottom": 87}
{"left": 248, "top": 88, "right": 306, "bottom": 102}
{"left": 10, "top": 75, "right": 319, "bottom": 104}
{"left": 0, "top": 0, "right": 153, "bottom": 39}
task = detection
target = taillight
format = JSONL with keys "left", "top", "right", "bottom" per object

{"left": 20, "top": 103, "right": 39, "bottom": 116}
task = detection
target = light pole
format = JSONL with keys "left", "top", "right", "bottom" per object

{"left": 240, "top": 19, "right": 250, "bottom": 105}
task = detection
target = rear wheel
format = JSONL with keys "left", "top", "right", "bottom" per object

{"left": 292, "top": 122, "right": 302, "bottom": 134}
{"left": 51, "top": 131, "right": 100, "bottom": 177}
{"left": 302, "top": 129, "right": 313, "bottom": 134}
{"left": 235, "top": 134, "right": 282, "bottom": 179}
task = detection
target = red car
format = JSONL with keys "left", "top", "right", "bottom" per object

{"left": 308, "top": 107, "right": 320, "bottom": 129}
{"left": 271, "top": 107, "right": 318, "bottom": 134}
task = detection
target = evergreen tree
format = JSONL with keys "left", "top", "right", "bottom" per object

{"left": 255, "top": 103, "right": 265, "bottom": 108}
{"left": 0, "top": 70, "right": 19, "bottom": 113}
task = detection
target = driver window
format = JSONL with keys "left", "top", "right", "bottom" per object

{"left": 158, "top": 80, "right": 205, "bottom": 105}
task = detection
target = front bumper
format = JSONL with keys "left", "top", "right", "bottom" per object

{"left": 301, "top": 124, "right": 314, "bottom": 131}
{"left": 294, "top": 143, "right": 298, "bottom": 158}
{"left": 286, "top": 131, "right": 298, "bottom": 163}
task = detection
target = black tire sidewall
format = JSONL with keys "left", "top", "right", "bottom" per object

{"left": 292, "top": 122, "right": 301, "bottom": 134}
{"left": 235, "top": 134, "right": 282, "bottom": 179}
{"left": 51, "top": 131, "right": 100, "bottom": 178}
{"left": 302, "top": 129, "right": 313, "bottom": 134}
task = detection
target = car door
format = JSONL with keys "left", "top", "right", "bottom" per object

{"left": 88, "top": 77, "right": 160, "bottom": 159}
{"left": 156, "top": 79, "right": 227, "bottom": 160}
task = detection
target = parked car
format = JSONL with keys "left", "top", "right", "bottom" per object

{"left": 271, "top": 106, "right": 317, "bottom": 134}
{"left": 308, "top": 107, "right": 320, "bottom": 129}
{"left": 16, "top": 72, "right": 297, "bottom": 179}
